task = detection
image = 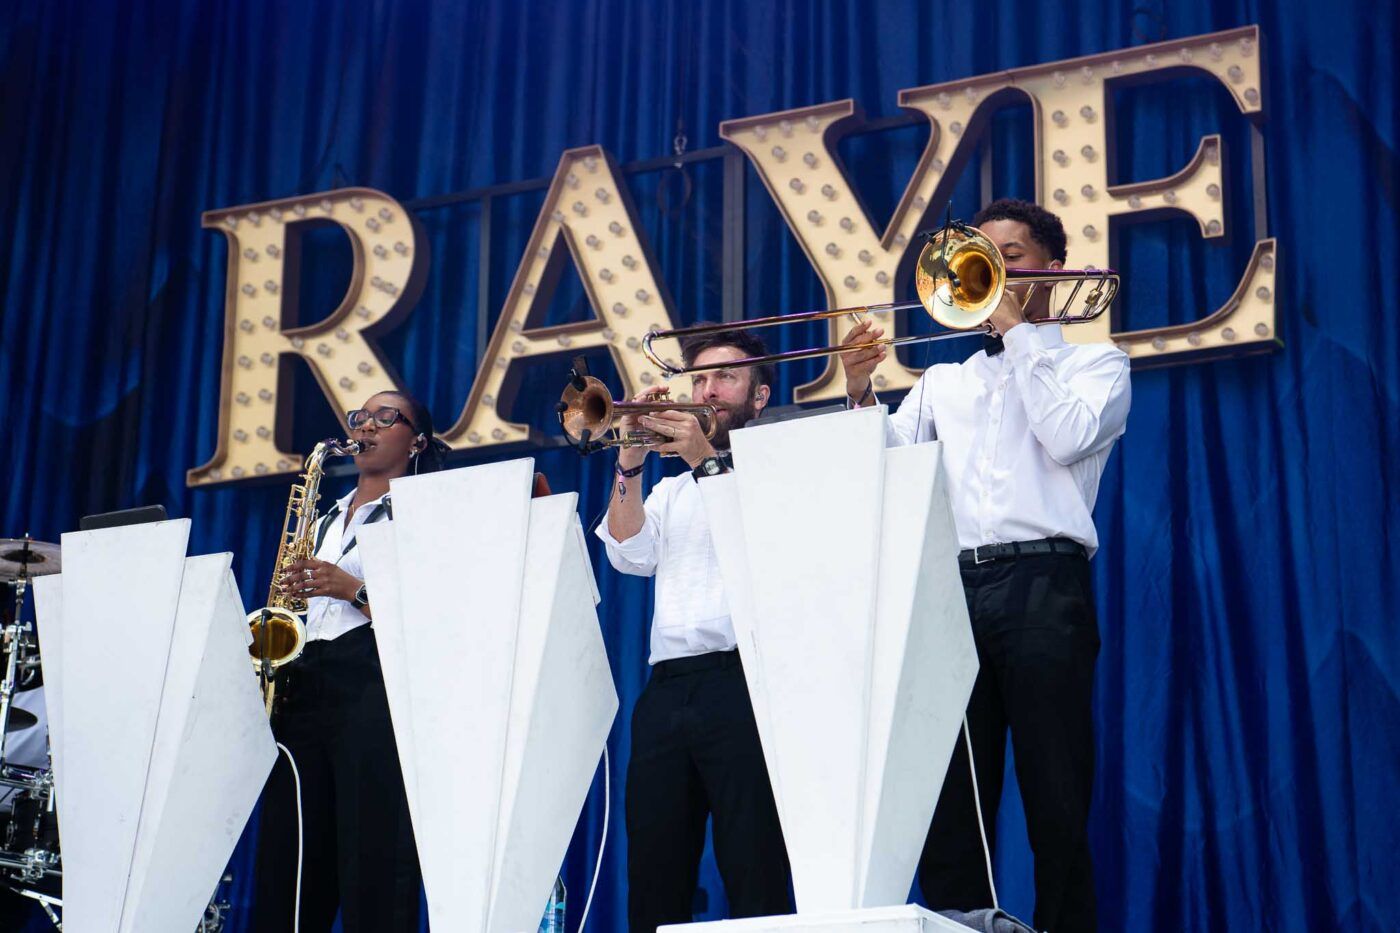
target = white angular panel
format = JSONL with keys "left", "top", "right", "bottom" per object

{"left": 663, "top": 903, "right": 970, "bottom": 932}
{"left": 697, "top": 475, "right": 785, "bottom": 827}
{"left": 858, "top": 445, "right": 977, "bottom": 907}
{"left": 34, "top": 525, "right": 275, "bottom": 933}
{"left": 355, "top": 524, "right": 422, "bottom": 831}
{"left": 706, "top": 409, "right": 977, "bottom": 917}
{"left": 385, "top": 459, "right": 536, "bottom": 931}
{"left": 488, "top": 493, "right": 618, "bottom": 931}
{"left": 57, "top": 520, "right": 192, "bottom": 932}
{"left": 31, "top": 574, "right": 65, "bottom": 810}
{"left": 726, "top": 407, "right": 888, "bottom": 910}
{"left": 363, "top": 460, "right": 617, "bottom": 933}
{"left": 123, "top": 556, "right": 277, "bottom": 932}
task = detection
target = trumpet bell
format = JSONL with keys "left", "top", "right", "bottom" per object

{"left": 559, "top": 376, "right": 614, "bottom": 440}
{"left": 557, "top": 373, "right": 719, "bottom": 453}
{"left": 914, "top": 226, "right": 1006, "bottom": 329}
{"left": 247, "top": 606, "right": 305, "bottom": 671}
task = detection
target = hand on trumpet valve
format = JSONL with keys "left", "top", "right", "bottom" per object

{"left": 987, "top": 289, "right": 1027, "bottom": 337}
{"left": 838, "top": 318, "right": 887, "bottom": 402}
{"left": 616, "top": 386, "right": 669, "bottom": 470}
{"left": 639, "top": 410, "right": 716, "bottom": 468}
{"left": 278, "top": 558, "right": 360, "bottom": 602}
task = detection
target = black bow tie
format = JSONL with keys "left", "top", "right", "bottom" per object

{"left": 983, "top": 333, "right": 1005, "bottom": 357}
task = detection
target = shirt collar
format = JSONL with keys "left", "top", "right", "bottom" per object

{"left": 332, "top": 488, "right": 388, "bottom": 516}
{"left": 1035, "top": 321, "right": 1066, "bottom": 348}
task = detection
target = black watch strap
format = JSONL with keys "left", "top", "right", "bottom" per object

{"left": 692, "top": 455, "right": 727, "bottom": 480}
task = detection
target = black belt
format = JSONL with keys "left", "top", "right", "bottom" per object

{"left": 958, "top": 537, "right": 1086, "bottom": 565}
{"left": 652, "top": 649, "right": 741, "bottom": 680}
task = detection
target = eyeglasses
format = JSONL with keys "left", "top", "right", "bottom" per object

{"left": 346, "top": 406, "right": 418, "bottom": 432}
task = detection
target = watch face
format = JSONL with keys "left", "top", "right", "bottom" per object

{"left": 704, "top": 459, "right": 721, "bottom": 475}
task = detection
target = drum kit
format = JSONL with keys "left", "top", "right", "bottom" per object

{"left": 0, "top": 536, "right": 62, "bottom": 927}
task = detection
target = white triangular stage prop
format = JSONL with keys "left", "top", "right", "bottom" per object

{"left": 358, "top": 457, "right": 618, "bottom": 932}
{"left": 31, "top": 519, "right": 276, "bottom": 933}
{"left": 675, "top": 406, "right": 978, "bottom": 931}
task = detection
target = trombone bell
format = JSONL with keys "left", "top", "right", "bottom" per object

{"left": 915, "top": 226, "right": 1006, "bottom": 328}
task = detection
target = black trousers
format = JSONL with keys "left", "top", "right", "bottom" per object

{"left": 252, "top": 625, "right": 422, "bottom": 933}
{"left": 626, "top": 650, "right": 792, "bottom": 932}
{"left": 920, "top": 552, "right": 1100, "bottom": 933}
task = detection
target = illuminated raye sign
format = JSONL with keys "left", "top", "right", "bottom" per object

{"left": 191, "top": 24, "right": 1276, "bottom": 488}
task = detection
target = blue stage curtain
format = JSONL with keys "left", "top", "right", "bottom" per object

{"left": 2, "top": 0, "right": 1396, "bottom": 930}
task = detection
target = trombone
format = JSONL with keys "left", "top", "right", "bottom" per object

{"left": 557, "top": 371, "right": 719, "bottom": 455}
{"left": 641, "top": 221, "right": 1119, "bottom": 377}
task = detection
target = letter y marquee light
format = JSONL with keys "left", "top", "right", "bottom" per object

{"left": 191, "top": 25, "right": 1277, "bottom": 487}
{"left": 722, "top": 24, "right": 1275, "bottom": 403}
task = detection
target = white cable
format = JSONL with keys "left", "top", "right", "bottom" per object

{"left": 276, "top": 742, "right": 305, "bottom": 933}
{"left": 962, "top": 714, "right": 999, "bottom": 911}
{"left": 575, "top": 745, "right": 610, "bottom": 933}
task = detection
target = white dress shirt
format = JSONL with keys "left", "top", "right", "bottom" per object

{"left": 596, "top": 473, "right": 736, "bottom": 665}
{"left": 303, "top": 489, "right": 389, "bottom": 643}
{"left": 883, "top": 322, "right": 1130, "bottom": 556}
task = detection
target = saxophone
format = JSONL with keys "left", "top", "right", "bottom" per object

{"left": 248, "top": 437, "right": 362, "bottom": 714}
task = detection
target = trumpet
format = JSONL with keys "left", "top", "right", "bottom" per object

{"left": 557, "top": 373, "right": 718, "bottom": 455}
{"left": 641, "top": 221, "right": 1119, "bottom": 377}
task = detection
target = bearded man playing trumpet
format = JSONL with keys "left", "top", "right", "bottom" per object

{"left": 841, "top": 199, "right": 1131, "bottom": 932}
{"left": 596, "top": 330, "right": 792, "bottom": 932}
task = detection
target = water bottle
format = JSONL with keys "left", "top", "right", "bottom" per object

{"left": 538, "top": 875, "right": 566, "bottom": 932}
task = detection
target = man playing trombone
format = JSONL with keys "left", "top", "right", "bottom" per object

{"left": 596, "top": 330, "right": 792, "bottom": 932}
{"left": 840, "top": 199, "right": 1131, "bottom": 932}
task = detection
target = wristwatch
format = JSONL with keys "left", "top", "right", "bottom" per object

{"left": 692, "top": 456, "right": 726, "bottom": 480}
{"left": 351, "top": 583, "right": 370, "bottom": 610}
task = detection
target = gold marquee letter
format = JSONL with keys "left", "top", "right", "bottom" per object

{"left": 901, "top": 24, "right": 1276, "bottom": 363}
{"left": 440, "top": 146, "right": 683, "bottom": 450}
{"left": 721, "top": 101, "right": 962, "bottom": 402}
{"left": 727, "top": 25, "right": 1276, "bottom": 403}
{"left": 188, "top": 188, "right": 427, "bottom": 486}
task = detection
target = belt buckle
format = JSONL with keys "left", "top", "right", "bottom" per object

{"left": 973, "top": 545, "right": 992, "bottom": 565}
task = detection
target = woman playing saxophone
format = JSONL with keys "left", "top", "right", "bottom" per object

{"left": 251, "top": 389, "right": 448, "bottom": 933}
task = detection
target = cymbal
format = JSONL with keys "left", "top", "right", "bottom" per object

{"left": 3, "top": 708, "right": 38, "bottom": 733}
{"left": 0, "top": 539, "right": 60, "bottom": 583}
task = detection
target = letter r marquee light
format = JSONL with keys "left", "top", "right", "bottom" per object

{"left": 190, "top": 189, "right": 427, "bottom": 486}
{"left": 191, "top": 25, "right": 1277, "bottom": 487}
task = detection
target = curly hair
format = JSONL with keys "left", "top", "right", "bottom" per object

{"left": 972, "top": 198, "right": 1068, "bottom": 263}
